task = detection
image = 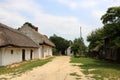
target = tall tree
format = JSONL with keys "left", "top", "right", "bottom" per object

{"left": 101, "top": 6, "right": 120, "bottom": 48}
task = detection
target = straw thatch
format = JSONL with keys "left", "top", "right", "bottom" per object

{"left": 42, "top": 35, "right": 55, "bottom": 47}
{"left": 19, "top": 23, "right": 55, "bottom": 47}
{"left": 0, "top": 23, "right": 38, "bottom": 48}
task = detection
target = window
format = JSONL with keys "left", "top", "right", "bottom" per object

{"left": 11, "top": 50, "right": 13, "bottom": 54}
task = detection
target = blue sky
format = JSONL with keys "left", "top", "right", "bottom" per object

{"left": 0, "top": 0, "right": 120, "bottom": 45}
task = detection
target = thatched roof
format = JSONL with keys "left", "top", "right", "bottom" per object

{"left": 42, "top": 35, "right": 55, "bottom": 47}
{"left": 19, "top": 23, "right": 55, "bottom": 47}
{"left": 0, "top": 23, "right": 38, "bottom": 48}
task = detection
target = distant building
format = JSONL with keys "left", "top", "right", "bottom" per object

{"left": 66, "top": 46, "right": 73, "bottom": 56}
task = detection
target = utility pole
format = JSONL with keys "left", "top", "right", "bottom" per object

{"left": 80, "top": 26, "right": 82, "bottom": 51}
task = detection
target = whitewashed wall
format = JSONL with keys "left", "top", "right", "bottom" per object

{"left": 25, "top": 48, "right": 30, "bottom": 60}
{"left": 0, "top": 47, "right": 37, "bottom": 66}
{"left": 39, "top": 46, "right": 43, "bottom": 58}
{"left": 34, "top": 49, "right": 39, "bottom": 59}
{"left": 66, "top": 47, "right": 73, "bottom": 56}
{"left": 33, "top": 47, "right": 43, "bottom": 59}
{"left": 43, "top": 45, "right": 53, "bottom": 58}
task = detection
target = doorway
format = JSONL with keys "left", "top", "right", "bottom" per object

{"left": 30, "top": 50, "right": 33, "bottom": 60}
{"left": 22, "top": 49, "right": 25, "bottom": 61}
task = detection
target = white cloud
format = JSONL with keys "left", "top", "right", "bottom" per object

{"left": 57, "top": 0, "right": 78, "bottom": 9}
{"left": 56, "top": 0, "right": 98, "bottom": 9}
{"left": 80, "top": 0, "right": 98, "bottom": 8}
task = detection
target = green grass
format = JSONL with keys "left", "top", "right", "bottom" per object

{"left": 70, "top": 72, "right": 81, "bottom": 77}
{"left": 0, "top": 57, "right": 53, "bottom": 76}
{"left": 70, "top": 57, "right": 120, "bottom": 79}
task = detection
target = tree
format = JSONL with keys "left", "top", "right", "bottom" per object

{"left": 101, "top": 6, "right": 120, "bottom": 24}
{"left": 71, "top": 38, "right": 86, "bottom": 57}
{"left": 101, "top": 6, "right": 120, "bottom": 48}
{"left": 49, "top": 34, "right": 70, "bottom": 55}
{"left": 87, "top": 6, "right": 120, "bottom": 59}
{"left": 87, "top": 6, "right": 120, "bottom": 50}
{"left": 87, "top": 28, "right": 104, "bottom": 50}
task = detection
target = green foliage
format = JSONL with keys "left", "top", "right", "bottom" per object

{"left": 70, "top": 57, "right": 120, "bottom": 79}
{"left": 103, "top": 22, "right": 120, "bottom": 47}
{"left": 71, "top": 38, "right": 87, "bottom": 57}
{"left": 101, "top": 6, "right": 120, "bottom": 24}
{"left": 101, "top": 6, "right": 120, "bottom": 48}
{"left": 87, "top": 28, "right": 104, "bottom": 50}
{"left": 50, "top": 34, "right": 70, "bottom": 55}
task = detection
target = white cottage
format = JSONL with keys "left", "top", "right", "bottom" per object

{"left": 0, "top": 23, "right": 38, "bottom": 66}
{"left": 66, "top": 46, "right": 73, "bottom": 56}
{"left": 18, "top": 22, "right": 55, "bottom": 58}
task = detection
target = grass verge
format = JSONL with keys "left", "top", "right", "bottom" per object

{"left": 70, "top": 57, "right": 120, "bottom": 79}
{"left": 0, "top": 57, "right": 54, "bottom": 76}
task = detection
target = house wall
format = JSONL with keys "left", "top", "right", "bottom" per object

{"left": 33, "top": 47, "right": 43, "bottom": 59}
{"left": 1, "top": 48, "right": 22, "bottom": 66}
{"left": 25, "top": 48, "right": 31, "bottom": 60}
{"left": 43, "top": 45, "right": 53, "bottom": 58}
{"left": 34, "top": 49, "right": 39, "bottom": 59}
{"left": 38, "top": 47, "right": 43, "bottom": 59}
{"left": 0, "top": 47, "right": 37, "bottom": 66}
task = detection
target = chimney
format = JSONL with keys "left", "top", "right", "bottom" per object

{"left": 35, "top": 27, "right": 38, "bottom": 32}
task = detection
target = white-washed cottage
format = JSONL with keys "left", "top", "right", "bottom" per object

{"left": 66, "top": 46, "right": 73, "bottom": 56}
{"left": 0, "top": 23, "right": 38, "bottom": 66}
{"left": 18, "top": 22, "right": 55, "bottom": 59}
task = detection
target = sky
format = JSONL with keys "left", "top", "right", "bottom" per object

{"left": 0, "top": 0, "right": 120, "bottom": 46}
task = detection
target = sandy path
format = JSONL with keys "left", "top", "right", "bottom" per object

{"left": 5, "top": 56, "right": 91, "bottom": 80}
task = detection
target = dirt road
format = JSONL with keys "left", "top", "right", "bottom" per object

{"left": 10, "top": 56, "right": 89, "bottom": 80}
